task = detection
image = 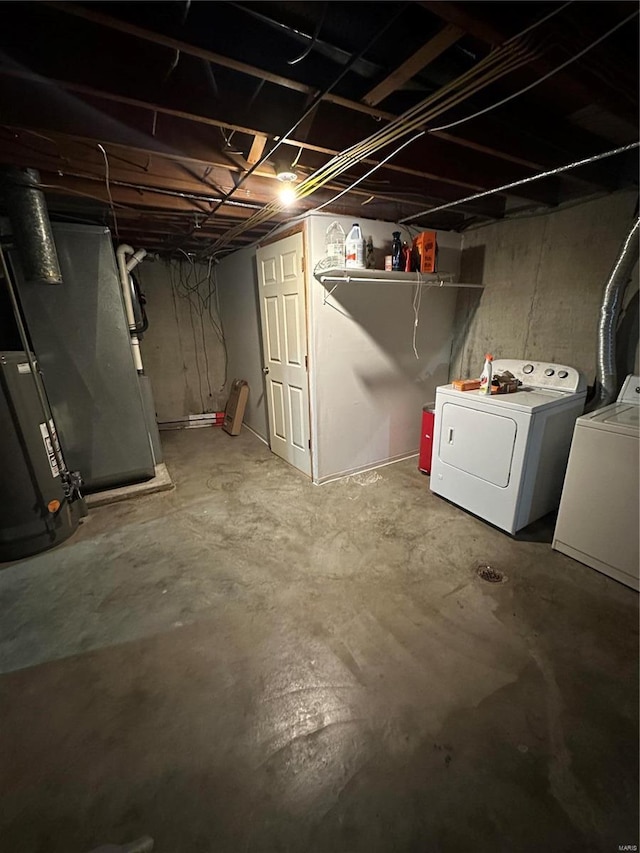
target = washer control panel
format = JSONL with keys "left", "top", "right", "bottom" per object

{"left": 618, "top": 374, "right": 640, "bottom": 404}
{"left": 492, "top": 360, "right": 586, "bottom": 394}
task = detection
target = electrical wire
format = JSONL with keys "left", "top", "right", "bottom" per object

{"left": 399, "top": 140, "right": 640, "bottom": 224}
{"left": 502, "top": 1, "right": 573, "bottom": 45}
{"left": 288, "top": 1, "right": 327, "bottom": 65}
{"left": 191, "top": 2, "right": 412, "bottom": 247}
{"left": 309, "top": 131, "right": 426, "bottom": 213}
{"left": 201, "top": 20, "right": 544, "bottom": 253}
{"left": 167, "top": 257, "right": 228, "bottom": 405}
{"left": 429, "top": 8, "right": 639, "bottom": 132}
{"left": 97, "top": 143, "right": 120, "bottom": 239}
{"left": 412, "top": 278, "right": 423, "bottom": 360}
{"left": 165, "top": 48, "right": 181, "bottom": 81}
{"left": 200, "top": 3, "right": 624, "bottom": 254}
{"left": 290, "top": 146, "right": 303, "bottom": 169}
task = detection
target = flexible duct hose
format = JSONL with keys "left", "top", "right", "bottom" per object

{"left": 594, "top": 214, "right": 640, "bottom": 409}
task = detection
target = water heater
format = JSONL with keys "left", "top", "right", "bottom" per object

{"left": 0, "top": 352, "right": 85, "bottom": 561}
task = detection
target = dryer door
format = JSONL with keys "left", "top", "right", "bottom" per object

{"left": 439, "top": 403, "right": 517, "bottom": 487}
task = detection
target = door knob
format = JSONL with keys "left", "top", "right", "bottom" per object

{"left": 262, "top": 366, "right": 269, "bottom": 375}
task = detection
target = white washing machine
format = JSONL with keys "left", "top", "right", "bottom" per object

{"left": 552, "top": 374, "right": 639, "bottom": 590}
{"left": 430, "top": 359, "right": 587, "bottom": 534}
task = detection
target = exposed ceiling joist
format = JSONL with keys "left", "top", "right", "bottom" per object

{"left": 419, "top": 1, "right": 504, "bottom": 46}
{"left": 42, "top": 0, "right": 394, "bottom": 122}
{"left": 35, "top": 172, "right": 267, "bottom": 217}
{"left": 0, "top": 64, "right": 615, "bottom": 198}
{"left": 363, "top": 24, "right": 463, "bottom": 107}
{"left": 0, "top": 1, "right": 635, "bottom": 254}
{"left": 422, "top": 0, "right": 639, "bottom": 124}
{"left": 0, "top": 76, "right": 532, "bottom": 205}
{"left": 247, "top": 135, "right": 268, "bottom": 166}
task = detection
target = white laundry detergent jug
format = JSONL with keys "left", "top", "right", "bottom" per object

{"left": 345, "top": 223, "right": 365, "bottom": 269}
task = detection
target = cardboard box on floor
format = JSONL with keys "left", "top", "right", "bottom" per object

{"left": 223, "top": 379, "right": 249, "bottom": 435}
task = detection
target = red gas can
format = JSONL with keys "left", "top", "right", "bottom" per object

{"left": 418, "top": 404, "right": 435, "bottom": 474}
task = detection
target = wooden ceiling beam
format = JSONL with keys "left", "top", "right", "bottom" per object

{"left": 247, "top": 135, "right": 268, "bottom": 166}
{"left": 363, "top": 24, "right": 463, "bottom": 107}
{"left": 0, "top": 64, "right": 615, "bottom": 203}
{"left": 0, "top": 123, "right": 505, "bottom": 223}
{"left": 419, "top": 1, "right": 504, "bottom": 45}
{"left": 36, "top": 171, "right": 266, "bottom": 217}
{"left": 421, "top": 0, "right": 638, "bottom": 124}
{"left": 42, "top": 1, "right": 394, "bottom": 122}
{"left": 0, "top": 68, "right": 385, "bottom": 173}
{"left": 4, "top": 126, "right": 507, "bottom": 220}
{"left": 0, "top": 79, "right": 512, "bottom": 211}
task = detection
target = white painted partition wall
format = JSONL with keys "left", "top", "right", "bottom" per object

{"left": 216, "top": 213, "right": 462, "bottom": 484}
{"left": 305, "top": 214, "right": 462, "bottom": 483}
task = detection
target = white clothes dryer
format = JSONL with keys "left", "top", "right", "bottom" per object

{"left": 430, "top": 360, "right": 587, "bottom": 534}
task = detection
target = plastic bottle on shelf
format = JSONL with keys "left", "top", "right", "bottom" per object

{"left": 478, "top": 353, "right": 493, "bottom": 395}
{"left": 403, "top": 241, "right": 412, "bottom": 272}
{"left": 325, "top": 220, "right": 345, "bottom": 266}
{"left": 365, "top": 236, "right": 375, "bottom": 269}
{"left": 345, "top": 223, "right": 365, "bottom": 269}
{"left": 391, "top": 231, "right": 403, "bottom": 271}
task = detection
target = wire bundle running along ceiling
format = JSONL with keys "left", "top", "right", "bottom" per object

{"left": 204, "top": 19, "right": 554, "bottom": 253}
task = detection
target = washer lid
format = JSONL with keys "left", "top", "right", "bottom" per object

{"left": 578, "top": 402, "right": 640, "bottom": 435}
{"left": 605, "top": 406, "right": 640, "bottom": 428}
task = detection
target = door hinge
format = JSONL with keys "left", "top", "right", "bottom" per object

{"left": 305, "top": 355, "right": 308, "bottom": 370}
{"left": 308, "top": 438, "right": 311, "bottom": 449}
{"left": 301, "top": 256, "right": 305, "bottom": 273}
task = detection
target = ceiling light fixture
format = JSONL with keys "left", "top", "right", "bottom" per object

{"left": 276, "top": 170, "right": 297, "bottom": 206}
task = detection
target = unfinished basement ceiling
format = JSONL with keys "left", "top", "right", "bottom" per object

{"left": 0, "top": 0, "right": 637, "bottom": 256}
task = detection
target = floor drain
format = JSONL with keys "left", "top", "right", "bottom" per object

{"left": 476, "top": 564, "right": 507, "bottom": 583}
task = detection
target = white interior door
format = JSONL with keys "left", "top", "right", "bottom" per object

{"left": 256, "top": 232, "right": 311, "bottom": 476}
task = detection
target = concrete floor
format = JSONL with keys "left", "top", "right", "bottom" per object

{"left": 0, "top": 428, "right": 637, "bottom": 853}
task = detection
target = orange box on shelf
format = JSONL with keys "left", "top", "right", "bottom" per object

{"left": 412, "top": 230, "right": 437, "bottom": 273}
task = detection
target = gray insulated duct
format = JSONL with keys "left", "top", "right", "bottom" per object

{"left": 594, "top": 214, "right": 640, "bottom": 409}
{"left": 0, "top": 166, "right": 63, "bottom": 284}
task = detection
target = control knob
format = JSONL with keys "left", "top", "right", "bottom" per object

{"left": 558, "top": 370, "right": 569, "bottom": 379}
{"left": 544, "top": 368, "right": 555, "bottom": 377}
{"left": 522, "top": 364, "right": 534, "bottom": 374}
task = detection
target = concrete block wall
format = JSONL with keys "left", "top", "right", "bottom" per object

{"left": 137, "top": 260, "right": 227, "bottom": 422}
{"left": 451, "top": 190, "right": 639, "bottom": 387}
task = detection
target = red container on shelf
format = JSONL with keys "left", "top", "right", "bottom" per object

{"left": 418, "top": 404, "right": 435, "bottom": 474}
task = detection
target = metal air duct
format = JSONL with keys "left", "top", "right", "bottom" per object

{"left": 0, "top": 167, "right": 63, "bottom": 284}
{"left": 594, "top": 214, "right": 640, "bottom": 409}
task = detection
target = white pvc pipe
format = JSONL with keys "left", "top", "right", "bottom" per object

{"left": 116, "top": 243, "right": 144, "bottom": 372}
{"left": 116, "top": 244, "right": 135, "bottom": 327}
{"left": 126, "top": 248, "right": 147, "bottom": 273}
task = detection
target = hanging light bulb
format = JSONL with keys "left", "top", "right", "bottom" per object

{"left": 276, "top": 170, "right": 297, "bottom": 206}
